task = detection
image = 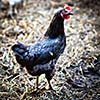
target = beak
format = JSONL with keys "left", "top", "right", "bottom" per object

{"left": 67, "top": 11, "right": 73, "bottom": 15}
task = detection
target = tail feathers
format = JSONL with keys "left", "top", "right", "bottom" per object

{"left": 12, "top": 42, "right": 27, "bottom": 56}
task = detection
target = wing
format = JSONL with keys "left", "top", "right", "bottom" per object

{"left": 33, "top": 51, "right": 56, "bottom": 65}
{"left": 28, "top": 37, "right": 63, "bottom": 66}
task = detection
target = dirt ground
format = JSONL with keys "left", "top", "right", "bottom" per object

{"left": 0, "top": 0, "right": 100, "bottom": 100}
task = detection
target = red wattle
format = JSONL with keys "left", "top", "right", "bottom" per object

{"left": 63, "top": 15, "right": 70, "bottom": 20}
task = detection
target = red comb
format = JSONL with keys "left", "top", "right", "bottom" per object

{"left": 64, "top": 4, "right": 71, "bottom": 11}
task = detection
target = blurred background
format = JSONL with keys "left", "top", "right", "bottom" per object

{"left": 0, "top": 0, "right": 100, "bottom": 99}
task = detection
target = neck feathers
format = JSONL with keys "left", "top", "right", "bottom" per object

{"left": 45, "top": 16, "right": 65, "bottom": 38}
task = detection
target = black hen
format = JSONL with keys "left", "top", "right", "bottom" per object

{"left": 12, "top": 4, "right": 73, "bottom": 90}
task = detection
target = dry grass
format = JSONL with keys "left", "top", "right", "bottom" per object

{"left": 0, "top": 0, "right": 100, "bottom": 100}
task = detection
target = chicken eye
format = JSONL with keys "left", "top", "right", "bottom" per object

{"left": 64, "top": 9, "right": 68, "bottom": 12}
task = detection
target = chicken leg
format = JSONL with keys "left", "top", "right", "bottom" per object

{"left": 45, "top": 69, "right": 55, "bottom": 90}
{"left": 36, "top": 76, "right": 39, "bottom": 89}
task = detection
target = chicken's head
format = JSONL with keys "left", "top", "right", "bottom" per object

{"left": 61, "top": 4, "right": 73, "bottom": 20}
